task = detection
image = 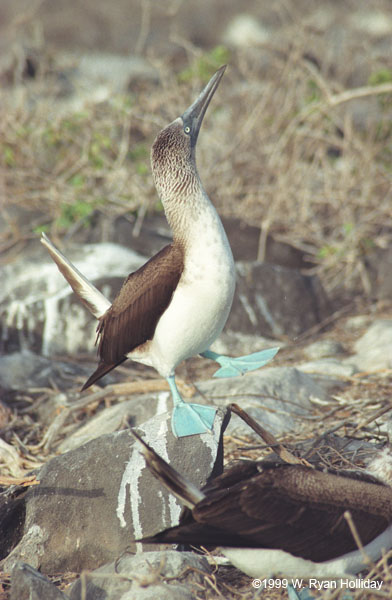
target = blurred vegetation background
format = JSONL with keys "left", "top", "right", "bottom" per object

{"left": 1, "top": 0, "right": 392, "bottom": 301}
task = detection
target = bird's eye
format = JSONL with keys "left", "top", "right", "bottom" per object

{"left": 184, "top": 126, "right": 191, "bottom": 135}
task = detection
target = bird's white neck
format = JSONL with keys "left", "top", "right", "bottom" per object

{"left": 165, "top": 187, "right": 223, "bottom": 245}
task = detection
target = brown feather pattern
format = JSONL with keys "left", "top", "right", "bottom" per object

{"left": 82, "top": 243, "right": 184, "bottom": 389}
{"left": 151, "top": 122, "right": 198, "bottom": 204}
{"left": 140, "top": 460, "right": 392, "bottom": 562}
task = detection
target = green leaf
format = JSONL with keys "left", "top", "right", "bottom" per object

{"left": 68, "top": 174, "right": 85, "bottom": 188}
{"left": 178, "top": 46, "right": 231, "bottom": 84}
{"left": 368, "top": 68, "right": 392, "bottom": 86}
{"left": 3, "top": 146, "right": 15, "bottom": 166}
{"left": 33, "top": 224, "right": 50, "bottom": 234}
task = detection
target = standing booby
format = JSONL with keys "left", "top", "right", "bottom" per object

{"left": 132, "top": 430, "right": 392, "bottom": 578}
{"left": 41, "top": 66, "right": 278, "bottom": 437}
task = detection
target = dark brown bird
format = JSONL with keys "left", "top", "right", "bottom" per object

{"left": 132, "top": 430, "right": 392, "bottom": 578}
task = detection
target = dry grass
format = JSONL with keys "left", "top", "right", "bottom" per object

{"left": 1, "top": 311, "right": 392, "bottom": 599}
{"left": 1, "top": 19, "right": 392, "bottom": 300}
{"left": 1, "top": 3, "right": 392, "bottom": 598}
{"left": 2, "top": 363, "right": 392, "bottom": 599}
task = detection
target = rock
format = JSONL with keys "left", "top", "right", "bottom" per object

{"left": 10, "top": 562, "right": 67, "bottom": 600}
{"left": 1, "top": 524, "right": 48, "bottom": 573}
{"left": 0, "top": 350, "right": 89, "bottom": 391}
{"left": 344, "top": 315, "right": 371, "bottom": 331}
{"left": 350, "top": 10, "right": 392, "bottom": 36}
{"left": 106, "top": 214, "right": 172, "bottom": 259}
{"left": 0, "top": 241, "right": 145, "bottom": 356}
{"left": 223, "top": 14, "right": 271, "bottom": 47}
{"left": 365, "top": 247, "right": 392, "bottom": 301}
{"left": 350, "top": 319, "right": 392, "bottom": 371}
{"left": 71, "top": 52, "right": 158, "bottom": 91}
{"left": 297, "top": 359, "right": 357, "bottom": 378}
{"left": 57, "top": 392, "right": 169, "bottom": 453}
{"left": 374, "top": 249, "right": 392, "bottom": 301}
{"left": 195, "top": 367, "right": 339, "bottom": 437}
{"left": 0, "top": 486, "right": 27, "bottom": 561}
{"left": 303, "top": 339, "right": 345, "bottom": 360}
{"left": 69, "top": 550, "right": 211, "bottom": 600}
{"left": 228, "top": 262, "right": 331, "bottom": 338}
{"left": 211, "top": 330, "right": 283, "bottom": 358}
{"left": 104, "top": 583, "right": 194, "bottom": 600}
{"left": 0, "top": 351, "right": 51, "bottom": 390}
{"left": 2, "top": 409, "right": 227, "bottom": 574}
{"left": 222, "top": 217, "right": 309, "bottom": 267}
{"left": 54, "top": 53, "right": 159, "bottom": 114}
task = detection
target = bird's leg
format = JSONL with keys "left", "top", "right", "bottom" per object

{"left": 201, "top": 347, "right": 280, "bottom": 378}
{"left": 167, "top": 375, "right": 216, "bottom": 438}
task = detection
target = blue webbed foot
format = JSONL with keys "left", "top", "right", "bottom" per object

{"left": 201, "top": 347, "right": 279, "bottom": 378}
{"left": 167, "top": 375, "right": 216, "bottom": 438}
{"left": 172, "top": 402, "right": 216, "bottom": 437}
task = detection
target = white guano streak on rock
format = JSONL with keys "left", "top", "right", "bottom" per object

{"left": 155, "top": 418, "right": 182, "bottom": 528}
{"left": 238, "top": 293, "right": 258, "bottom": 326}
{"left": 156, "top": 391, "right": 169, "bottom": 415}
{"left": 4, "top": 247, "right": 143, "bottom": 356}
{"left": 116, "top": 415, "right": 181, "bottom": 553}
{"left": 42, "top": 297, "right": 60, "bottom": 356}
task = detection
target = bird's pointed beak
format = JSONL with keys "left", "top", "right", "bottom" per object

{"left": 181, "top": 65, "right": 226, "bottom": 148}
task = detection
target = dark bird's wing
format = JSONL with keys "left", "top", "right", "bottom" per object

{"left": 137, "top": 448, "right": 392, "bottom": 562}
{"left": 82, "top": 243, "right": 184, "bottom": 389}
{"left": 197, "top": 464, "right": 392, "bottom": 561}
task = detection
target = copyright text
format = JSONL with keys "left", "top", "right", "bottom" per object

{"left": 252, "top": 578, "right": 383, "bottom": 591}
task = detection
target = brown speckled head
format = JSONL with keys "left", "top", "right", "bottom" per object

{"left": 151, "top": 118, "right": 195, "bottom": 199}
{"left": 151, "top": 66, "right": 226, "bottom": 202}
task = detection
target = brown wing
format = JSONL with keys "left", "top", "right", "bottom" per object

{"left": 82, "top": 243, "right": 184, "bottom": 390}
{"left": 225, "top": 465, "right": 392, "bottom": 560}
{"left": 140, "top": 464, "right": 392, "bottom": 562}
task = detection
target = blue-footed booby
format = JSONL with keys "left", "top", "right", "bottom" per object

{"left": 132, "top": 428, "right": 392, "bottom": 578}
{"left": 40, "top": 66, "right": 278, "bottom": 437}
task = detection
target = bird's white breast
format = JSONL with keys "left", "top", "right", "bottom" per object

{"left": 146, "top": 201, "right": 235, "bottom": 377}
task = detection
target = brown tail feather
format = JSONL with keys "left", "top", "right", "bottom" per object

{"left": 131, "top": 430, "right": 205, "bottom": 508}
{"left": 81, "top": 357, "right": 127, "bottom": 391}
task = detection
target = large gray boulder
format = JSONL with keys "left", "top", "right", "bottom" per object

{"left": 1, "top": 409, "right": 228, "bottom": 574}
{"left": 227, "top": 261, "right": 331, "bottom": 338}
{"left": 348, "top": 319, "right": 392, "bottom": 371}
{"left": 196, "top": 367, "right": 341, "bottom": 437}
{"left": 0, "top": 241, "right": 144, "bottom": 356}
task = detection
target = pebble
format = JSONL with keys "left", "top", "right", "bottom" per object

{"left": 69, "top": 550, "right": 211, "bottom": 600}
{"left": 303, "top": 339, "right": 345, "bottom": 360}
{"left": 10, "top": 562, "right": 66, "bottom": 600}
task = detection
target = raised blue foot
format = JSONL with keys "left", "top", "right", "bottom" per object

{"left": 201, "top": 347, "right": 279, "bottom": 378}
{"left": 167, "top": 375, "right": 216, "bottom": 438}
